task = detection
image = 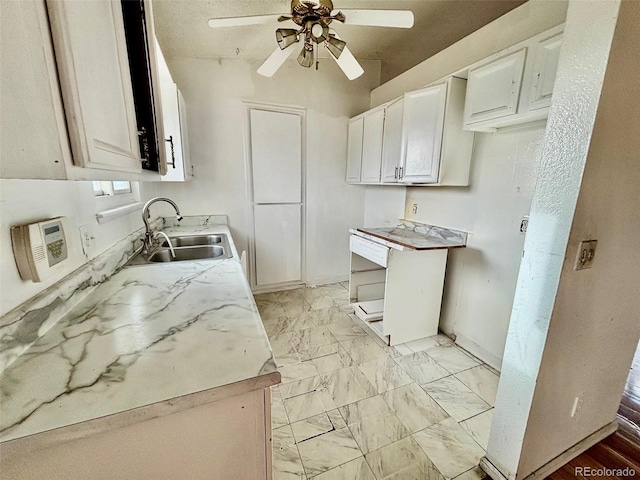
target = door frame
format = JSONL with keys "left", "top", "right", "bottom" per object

{"left": 242, "top": 101, "right": 307, "bottom": 293}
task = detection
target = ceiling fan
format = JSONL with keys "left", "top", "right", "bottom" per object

{"left": 208, "top": 0, "right": 414, "bottom": 80}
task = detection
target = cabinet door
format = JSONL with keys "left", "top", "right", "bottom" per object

{"left": 177, "top": 90, "right": 194, "bottom": 179}
{"left": 47, "top": 0, "right": 142, "bottom": 173}
{"left": 464, "top": 49, "right": 527, "bottom": 125}
{"left": 400, "top": 84, "right": 447, "bottom": 184}
{"left": 346, "top": 117, "right": 364, "bottom": 184}
{"left": 361, "top": 109, "right": 385, "bottom": 184}
{"left": 528, "top": 33, "right": 563, "bottom": 111}
{"left": 381, "top": 99, "right": 404, "bottom": 183}
{"left": 156, "top": 40, "right": 189, "bottom": 182}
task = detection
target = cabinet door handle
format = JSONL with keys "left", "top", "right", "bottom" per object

{"left": 394, "top": 166, "right": 398, "bottom": 179}
{"left": 165, "top": 136, "right": 176, "bottom": 169}
{"left": 399, "top": 166, "right": 404, "bottom": 179}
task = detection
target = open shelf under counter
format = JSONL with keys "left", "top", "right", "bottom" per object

{"left": 348, "top": 221, "right": 467, "bottom": 346}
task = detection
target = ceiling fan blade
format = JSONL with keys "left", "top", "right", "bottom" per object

{"left": 257, "top": 45, "right": 297, "bottom": 78}
{"left": 208, "top": 14, "right": 286, "bottom": 28}
{"left": 329, "top": 44, "right": 364, "bottom": 80}
{"left": 337, "top": 10, "right": 414, "bottom": 28}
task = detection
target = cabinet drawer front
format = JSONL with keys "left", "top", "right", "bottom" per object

{"left": 350, "top": 235, "right": 389, "bottom": 267}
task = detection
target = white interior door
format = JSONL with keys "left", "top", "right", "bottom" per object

{"left": 249, "top": 108, "right": 304, "bottom": 288}
{"left": 251, "top": 109, "right": 302, "bottom": 204}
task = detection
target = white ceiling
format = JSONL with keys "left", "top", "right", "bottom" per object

{"left": 152, "top": 0, "right": 526, "bottom": 83}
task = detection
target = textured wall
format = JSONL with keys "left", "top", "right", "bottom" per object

{"left": 486, "top": 1, "right": 623, "bottom": 478}
{"left": 154, "top": 57, "right": 380, "bottom": 286}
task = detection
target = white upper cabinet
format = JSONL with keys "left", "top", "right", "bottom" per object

{"left": 1, "top": 0, "right": 167, "bottom": 181}
{"left": 346, "top": 117, "right": 364, "bottom": 184}
{"left": 463, "top": 49, "right": 527, "bottom": 126}
{"left": 463, "top": 25, "right": 564, "bottom": 132}
{"left": 528, "top": 32, "right": 563, "bottom": 111}
{"left": 156, "top": 40, "right": 193, "bottom": 182}
{"left": 47, "top": 0, "right": 142, "bottom": 173}
{"left": 401, "top": 84, "right": 448, "bottom": 183}
{"left": 361, "top": 107, "right": 385, "bottom": 184}
{"left": 381, "top": 99, "right": 404, "bottom": 183}
{"left": 346, "top": 77, "right": 474, "bottom": 187}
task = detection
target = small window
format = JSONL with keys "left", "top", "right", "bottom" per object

{"left": 94, "top": 181, "right": 141, "bottom": 223}
{"left": 93, "top": 181, "right": 132, "bottom": 197}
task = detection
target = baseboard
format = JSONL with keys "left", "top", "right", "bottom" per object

{"left": 306, "top": 275, "right": 349, "bottom": 287}
{"left": 481, "top": 420, "right": 619, "bottom": 480}
{"left": 455, "top": 334, "right": 503, "bottom": 372}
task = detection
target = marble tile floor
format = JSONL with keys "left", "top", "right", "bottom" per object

{"left": 255, "top": 283, "right": 500, "bottom": 480}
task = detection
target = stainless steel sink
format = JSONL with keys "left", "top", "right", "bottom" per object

{"left": 161, "top": 234, "right": 223, "bottom": 248}
{"left": 149, "top": 245, "right": 229, "bottom": 262}
{"left": 124, "top": 233, "right": 233, "bottom": 266}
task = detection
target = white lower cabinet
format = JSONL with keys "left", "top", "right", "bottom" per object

{"left": 1, "top": 387, "right": 275, "bottom": 480}
{"left": 349, "top": 235, "right": 448, "bottom": 346}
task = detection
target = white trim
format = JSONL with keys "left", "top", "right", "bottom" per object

{"left": 455, "top": 333, "right": 503, "bottom": 372}
{"left": 96, "top": 202, "right": 143, "bottom": 224}
{"left": 242, "top": 101, "right": 307, "bottom": 291}
{"left": 306, "top": 275, "right": 349, "bottom": 287}
{"left": 480, "top": 421, "right": 618, "bottom": 480}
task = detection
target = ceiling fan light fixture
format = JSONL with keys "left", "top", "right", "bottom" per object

{"left": 298, "top": 42, "right": 315, "bottom": 68}
{"left": 276, "top": 28, "right": 299, "bottom": 49}
{"left": 325, "top": 35, "right": 346, "bottom": 59}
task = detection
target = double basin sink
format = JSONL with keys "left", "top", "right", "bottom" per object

{"left": 126, "top": 233, "right": 233, "bottom": 266}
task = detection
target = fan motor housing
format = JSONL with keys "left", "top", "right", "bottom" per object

{"left": 291, "top": 0, "right": 334, "bottom": 19}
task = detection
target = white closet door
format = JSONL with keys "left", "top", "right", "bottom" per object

{"left": 254, "top": 204, "right": 302, "bottom": 286}
{"left": 251, "top": 109, "right": 302, "bottom": 204}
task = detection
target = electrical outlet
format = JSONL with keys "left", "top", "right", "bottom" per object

{"left": 574, "top": 240, "right": 597, "bottom": 270}
{"left": 412, "top": 204, "right": 418, "bottom": 215}
{"left": 79, "top": 225, "right": 96, "bottom": 259}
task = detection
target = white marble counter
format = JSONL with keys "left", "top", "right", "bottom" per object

{"left": 350, "top": 220, "right": 467, "bottom": 251}
{"left": 0, "top": 220, "right": 279, "bottom": 444}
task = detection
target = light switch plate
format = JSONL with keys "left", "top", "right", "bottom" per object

{"left": 574, "top": 240, "right": 597, "bottom": 270}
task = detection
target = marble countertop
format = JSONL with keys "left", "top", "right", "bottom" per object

{"left": 0, "top": 222, "right": 279, "bottom": 444}
{"left": 351, "top": 221, "right": 467, "bottom": 251}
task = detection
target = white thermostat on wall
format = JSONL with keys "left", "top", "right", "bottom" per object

{"left": 11, "top": 217, "right": 70, "bottom": 283}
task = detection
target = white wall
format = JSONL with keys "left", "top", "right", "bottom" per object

{"left": 154, "top": 57, "right": 380, "bottom": 286}
{"left": 486, "top": 0, "right": 627, "bottom": 478}
{"left": 406, "top": 124, "right": 546, "bottom": 367}
{"left": 517, "top": 0, "right": 640, "bottom": 474}
{"left": 363, "top": 186, "right": 406, "bottom": 228}
{"left": 0, "top": 180, "right": 159, "bottom": 317}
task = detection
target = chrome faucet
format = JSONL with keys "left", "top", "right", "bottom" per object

{"left": 141, "top": 197, "right": 183, "bottom": 253}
